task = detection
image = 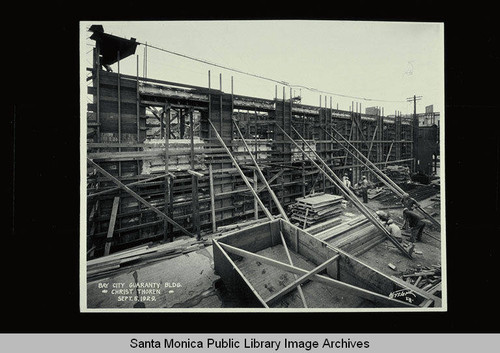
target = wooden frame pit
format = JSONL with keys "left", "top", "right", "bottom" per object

{"left": 213, "top": 218, "right": 439, "bottom": 309}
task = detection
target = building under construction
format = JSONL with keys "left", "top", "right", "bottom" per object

{"left": 84, "top": 25, "right": 444, "bottom": 311}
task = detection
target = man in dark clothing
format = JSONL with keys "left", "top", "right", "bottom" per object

{"left": 402, "top": 208, "right": 425, "bottom": 243}
{"left": 401, "top": 193, "right": 419, "bottom": 210}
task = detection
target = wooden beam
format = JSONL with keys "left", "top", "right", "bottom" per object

{"left": 366, "top": 124, "right": 378, "bottom": 161}
{"left": 208, "top": 119, "right": 273, "bottom": 221}
{"left": 209, "top": 164, "right": 217, "bottom": 233}
{"left": 88, "top": 173, "right": 171, "bottom": 198}
{"left": 254, "top": 171, "right": 258, "bottom": 220}
{"left": 187, "top": 169, "right": 204, "bottom": 178}
{"left": 265, "top": 252, "right": 339, "bottom": 306}
{"left": 190, "top": 110, "right": 201, "bottom": 240}
{"left": 87, "top": 158, "right": 193, "bottom": 238}
{"left": 279, "top": 231, "right": 308, "bottom": 308}
{"left": 233, "top": 119, "right": 289, "bottom": 221}
{"left": 104, "top": 197, "right": 120, "bottom": 256}
{"left": 218, "top": 242, "right": 413, "bottom": 308}
{"left": 255, "top": 169, "right": 284, "bottom": 194}
{"left": 390, "top": 275, "right": 442, "bottom": 307}
{"left": 213, "top": 240, "right": 269, "bottom": 308}
{"left": 164, "top": 105, "right": 171, "bottom": 242}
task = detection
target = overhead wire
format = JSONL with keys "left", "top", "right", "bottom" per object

{"left": 138, "top": 41, "right": 406, "bottom": 103}
{"left": 86, "top": 26, "right": 406, "bottom": 104}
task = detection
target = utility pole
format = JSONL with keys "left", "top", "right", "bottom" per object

{"left": 407, "top": 95, "right": 422, "bottom": 172}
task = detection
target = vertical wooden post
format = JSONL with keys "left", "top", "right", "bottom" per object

{"left": 302, "top": 162, "right": 306, "bottom": 197}
{"left": 164, "top": 105, "right": 171, "bottom": 242}
{"left": 281, "top": 87, "right": 286, "bottom": 203}
{"left": 104, "top": 197, "right": 120, "bottom": 256}
{"left": 254, "top": 170, "right": 258, "bottom": 220}
{"left": 95, "top": 45, "right": 101, "bottom": 143}
{"left": 219, "top": 74, "right": 223, "bottom": 172}
{"left": 219, "top": 73, "right": 223, "bottom": 134}
{"left": 208, "top": 70, "right": 212, "bottom": 140}
{"left": 191, "top": 110, "right": 201, "bottom": 240}
{"left": 116, "top": 51, "right": 122, "bottom": 232}
{"left": 143, "top": 42, "right": 148, "bottom": 78}
{"left": 117, "top": 51, "right": 121, "bottom": 148}
{"left": 135, "top": 55, "right": 142, "bottom": 240}
{"left": 231, "top": 76, "right": 234, "bottom": 139}
{"left": 254, "top": 109, "right": 258, "bottom": 161}
{"left": 209, "top": 164, "right": 216, "bottom": 233}
{"left": 136, "top": 55, "right": 140, "bottom": 141}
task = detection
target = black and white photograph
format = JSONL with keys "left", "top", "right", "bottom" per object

{"left": 80, "top": 20, "right": 445, "bottom": 312}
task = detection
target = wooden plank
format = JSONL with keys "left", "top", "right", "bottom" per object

{"left": 254, "top": 171, "right": 258, "bottom": 220}
{"left": 187, "top": 169, "right": 204, "bottom": 178}
{"left": 279, "top": 231, "right": 308, "bottom": 308}
{"left": 265, "top": 253, "right": 339, "bottom": 306}
{"left": 390, "top": 275, "right": 442, "bottom": 307}
{"left": 255, "top": 169, "right": 284, "bottom": 193}
{"left": 209, "top": 164, "right": 216, "bottom": 233}
{"left": 104, "top": 197, "right": 120, "bottom": 256}
{"left": 427, "top": 282, "right": 442, "bottom": 295}
{"left": 217, "top": 220, "right": 277, "bottom": 254}
{"left": 88, "top": 173, "right": 170, "bottom": 198}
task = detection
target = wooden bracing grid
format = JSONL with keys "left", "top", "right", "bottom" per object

{"left": 86, "top": 55, "right": 421, "bottom": 259}
{"left": 212, "top": 219, "right": 440, "bottom": 308}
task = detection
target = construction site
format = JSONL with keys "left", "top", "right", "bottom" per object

{"left": 83, "top": 23, "right": 445, "bottom": 311}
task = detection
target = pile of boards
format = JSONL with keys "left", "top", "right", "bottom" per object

{"left": 288, "top": 193, "right": 344, "bottom": 228}
{"left": 326, "top": 216, "right": 384, "bottom": 256}
{"left": 399, "top": 265, "right": 442, "bottom": 297}
{"left": 382, "top": 165, "right": 411, "bottom": 183}
{"left": 87, "top": 237, "right": 211, "bottom": 281}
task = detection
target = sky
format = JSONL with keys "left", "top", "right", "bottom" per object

{"left": 81, "top": 20, "right": 444, "bottom": 116}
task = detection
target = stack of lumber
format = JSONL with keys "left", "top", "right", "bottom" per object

{"left": 87, "top": 237, "right": 211, "bottom": 281}
{"left": 288, "top": 193, "right": 344, "bottom": 228}
{"left": 327, "top": 218, "right": 384, "bottom": 256}
{"left": 305, "top": 217, "right": 343, "bottom": 235}
{"left": 399, "top": 265, "right": 442, "bottom": 296}
{"left": 314, "top": 215, "right": 368, "bottom": 242}
{"left": 141, "top": 138, "right": 206, "bottom": 174}
{"left": 382, "top": 165, "right": 411, "bottom": 183}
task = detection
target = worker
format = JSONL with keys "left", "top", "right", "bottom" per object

{"left": 376, "top": 211, "right": 412, "bottom": 254}
{"left": 401, "top": 193, "right": 419, "bottom": 210}
{"left": 342, "top": 174, "right": 351, "bottom": 189}
{"left": 375, "top": 210, "right": 390, "bottom": 222}
{"left": 402, "top": 208, "right": 426, "bottom": 243}
{"left": 360, "top": 175, "right": 369, "bottom": 203}
{"left": 376, "top": 210, "right": 401, "bottom": 241}
{"left": 386, "top": 219, "right": 403, "bottom": 243}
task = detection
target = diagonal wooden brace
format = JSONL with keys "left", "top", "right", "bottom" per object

{"left": 87, "top": 158, "right": 194, "bottom": 238}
